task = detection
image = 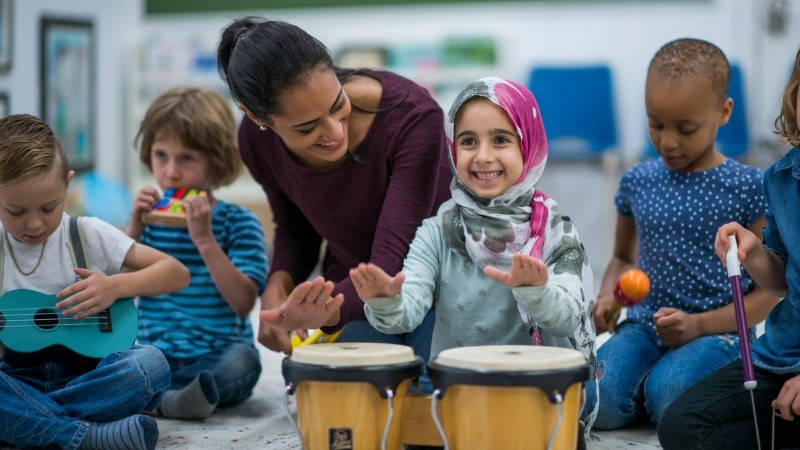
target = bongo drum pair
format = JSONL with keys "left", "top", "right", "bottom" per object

{"left": 283, "top": 343, "right": 590, "bottom": 450}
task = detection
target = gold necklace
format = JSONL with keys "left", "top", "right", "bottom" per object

{"left": 5, "top": 232, "right": 47, "bottom": 276}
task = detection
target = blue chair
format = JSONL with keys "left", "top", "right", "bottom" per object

{"left": 528, "top": 65, "right": 618, "bottom": 160}
{"left": 645, "top": 64, "right": 748, "bottom": 159}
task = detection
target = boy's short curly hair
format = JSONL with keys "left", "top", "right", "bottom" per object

{"left": 136, "top": 87, "right": 242, "bottom": 189}
{"left": 0, "top": 114, "right": 69, "bottom": 185}
{"left": 648, "top": 38, "right": 730, "bottom": 104}
{"left": 775, "top": 48, "right": 800, "bottom": 147}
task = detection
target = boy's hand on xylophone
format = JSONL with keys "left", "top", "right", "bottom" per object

{"left": 129, "top": 186, "right": 160, "bottom": 237}
{"left": 483, "top": 253, "right": 548, "bottom": 288}
{"left": 773, "top": 374, "right": 800, "bottom": 421}
{"left": 55, "top": 268, "right": 120, "bottom": 319}
{"left": 715, "top": 222, "right": 759, "bottom": 267}
{"left": 592, "top": 292, "right": 620, "bottom": 334}
{"left": 350, "top": 263, "right": 405, "bottom": 300}
{"left": 182, "top": 193, "right": 214, "bottom": 247}
{"left": 653, "top": 307, "right": 701, "bottom": 347}
{"left": 260, "top": 277, "right": 344, "bottom": 334}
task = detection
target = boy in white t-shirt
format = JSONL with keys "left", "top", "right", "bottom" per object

{"left": 0, "top": 115, "right": 190, "bottom": 450}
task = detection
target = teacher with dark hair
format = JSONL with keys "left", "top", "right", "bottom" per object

{"left": 217, "top": 17, "right": 450, "bottom": 356}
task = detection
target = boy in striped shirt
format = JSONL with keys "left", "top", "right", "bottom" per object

{"left": 127, "top": 87, "right": 268, "bottom": 419}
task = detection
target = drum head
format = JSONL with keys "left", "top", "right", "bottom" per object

{"left": 291, "top": 342, "right": 416, "bottom": 367}
{"left": 434, "top": 345, "right": 586, "bottom": 372}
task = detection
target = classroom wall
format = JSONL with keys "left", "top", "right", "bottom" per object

{"left": 0, "top": 0, "right": 142, "bottom": 181}
{"left": 140, "top": 0, "right": 792, "bottom": 161}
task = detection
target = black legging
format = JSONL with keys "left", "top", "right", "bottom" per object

{"left": 658, "top": 360, "right": 800, "bottom": 450}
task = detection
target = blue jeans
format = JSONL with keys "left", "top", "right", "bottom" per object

{"left": 0, "top": 344, "right": 169, "bottom": 449}
{"left": 583, "top": 378, "right": 598, "bottom": 423}
{"left": 337, "top": 309, "right": 436, "bottom": 361}
{"left": 167, "top": 343, "right": 261, "bottom": 408}
{"left": 594, "top": 320, "right": 739, "bottom": 429}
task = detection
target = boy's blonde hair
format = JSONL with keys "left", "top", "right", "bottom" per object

{"left": 0, "top": 114, "right": 69, "bottom": 185}
{"left": 136, "top": 87, "right": 242, "bottom": 189}
{"left": 775, "top": 48, "right": 800, "bottom": 147}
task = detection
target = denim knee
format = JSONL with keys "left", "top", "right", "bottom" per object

{"left": 643, "top": 375, "right": 681, "bottom": 423}
{"left": 594, "top": 386, "right": 638, "bottom": 430}
{"left": 593, "top": 363, "right": 639, "bottom": 430}
{"left": 215, "top": 344, "right": 261, "bottom": 406}
{"left": 217, "top": 344, "right": 261, "bottom": 382}
{"left": 128, "top": 345, "right": 170, "bottom": 409}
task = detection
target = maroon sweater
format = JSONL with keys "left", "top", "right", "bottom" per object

{"left": 239, "top": 70, "right": 451, "bottom": 331}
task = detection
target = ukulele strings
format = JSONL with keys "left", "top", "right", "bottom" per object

{"left": 0, "top": 307, "right": 88, "bottom": 312}
{"left": 1, "top": 323, "right": 106, "bottom": 328}
{"left": 0, "top": 313, "right": 105, "bottom": 319}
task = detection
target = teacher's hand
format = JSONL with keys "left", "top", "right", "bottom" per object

{"left": 260, "top": 277, "right": 344, "bottom": 352}
{"left": 257, "top": 273, "right": 294, "bottom": 353}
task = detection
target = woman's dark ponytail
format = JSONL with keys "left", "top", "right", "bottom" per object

{"left": 217, "top": 17, "right": 333, "bottom": 122}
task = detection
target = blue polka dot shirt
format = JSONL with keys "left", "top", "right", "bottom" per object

{"left": 615, "top": 158, "right": 768, "bottom": 324}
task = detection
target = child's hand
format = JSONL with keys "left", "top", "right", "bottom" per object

{"left": 182, "top": 194, "right": 214, "bottom": 247}
{"left": 349, "top": 263, "right": 405, "bottom": 300}
{"left": 260, "top": 277, "right": 344, "bottom": 332}
{"left": 592, "top": 292, "right": 620, "bottom": 334}
{"left": 773, "top": 374, "right": 800, "bottom": 421}
{"left": 483, "top": 254, "right": 548, "bottom": 288}
{"left": 129, "top": 186, "right": 160, "bottom": 237}
{"left": 714, "top": 222, "right": 761, "bottom": 267}
{"left": 55, "top": 268, "right": 120, "bottom": 319}
{"left": 653, "top": 307, "right": 701, "bottom": 347}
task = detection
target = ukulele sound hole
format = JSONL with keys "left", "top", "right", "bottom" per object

{"left": 33, "top": 308, "right": 59, "bottom": 330}
{"left": 0, "top": 311, "right": 4, "bottom": 331}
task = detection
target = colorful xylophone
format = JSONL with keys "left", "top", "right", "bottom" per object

{"left": 140, "top": 188, "right": 206, "bottom": 227}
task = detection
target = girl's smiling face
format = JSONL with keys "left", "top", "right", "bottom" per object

{"left": 454, "top": 98, "right": 524, "bottom": 199}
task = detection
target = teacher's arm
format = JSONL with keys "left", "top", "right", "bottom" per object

{"left": 323, "top": 105, "right": 450, "bottom": 332}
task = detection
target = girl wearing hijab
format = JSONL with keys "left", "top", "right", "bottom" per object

{"left": 348, "top": 77, "right": 598, "bottom": 436}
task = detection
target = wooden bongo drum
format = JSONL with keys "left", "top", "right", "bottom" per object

{"left": 283, "top": 342, "right": 423, "bottom": 450}
{"left": 428, "top": 345, "right": 590, "bottom": 450}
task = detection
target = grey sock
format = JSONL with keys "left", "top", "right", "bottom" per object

{"left": 80, "top": 414, "right": 158, "bottom": 450}
{"left": 158, "top": 370, "right": 219, "bottom": 419}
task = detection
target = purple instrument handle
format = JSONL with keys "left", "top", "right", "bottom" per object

{"left": 727, "top": 235, "right": 757, "bottom": 390}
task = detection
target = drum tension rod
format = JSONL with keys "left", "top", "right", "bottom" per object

{"left": 546, "top": 392, "right": 564, "bottom": 450}
{"left": 284, "top": 384, "right": 305, "bottom": 449}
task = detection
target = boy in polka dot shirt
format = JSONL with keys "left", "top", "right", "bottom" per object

{"left": 590, "top": 38, "right": 779, "bottom": 430}
{"left": 660, "top": 46, "right": 800, "bottom": 449}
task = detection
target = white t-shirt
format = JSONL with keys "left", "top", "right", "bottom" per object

{"left": 0, "top": 214, "right": 135, "bottom": 294}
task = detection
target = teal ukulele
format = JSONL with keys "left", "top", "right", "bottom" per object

{"left": 0, "top": 289, "right": 138, "bottom": 358}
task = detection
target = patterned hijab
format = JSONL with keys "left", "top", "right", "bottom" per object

{"left": 437, "top": 77, "right": 551, "bottom": 269}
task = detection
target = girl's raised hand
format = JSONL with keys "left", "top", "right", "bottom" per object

{"left": 349, "top": 263, "right": 405, "bottom": 300}
{"left": 484, "top": 253, "right": 548, "bottom": 288}
{"left": 714, "top": 222, "right": 760, "bottom": 266}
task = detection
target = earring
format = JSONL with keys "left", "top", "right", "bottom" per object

{"left": 258, "top": 125, "right": 266, "bottom": 131}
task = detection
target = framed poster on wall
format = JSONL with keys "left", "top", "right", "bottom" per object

{"left": 0, "top": 0, "right": 13, "bottom": 72}
{"left": 0, "top": 92, "right": 9, "bottom": 117}
{"left": 40, "top": 17, "right": 94, "bottom": 172}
